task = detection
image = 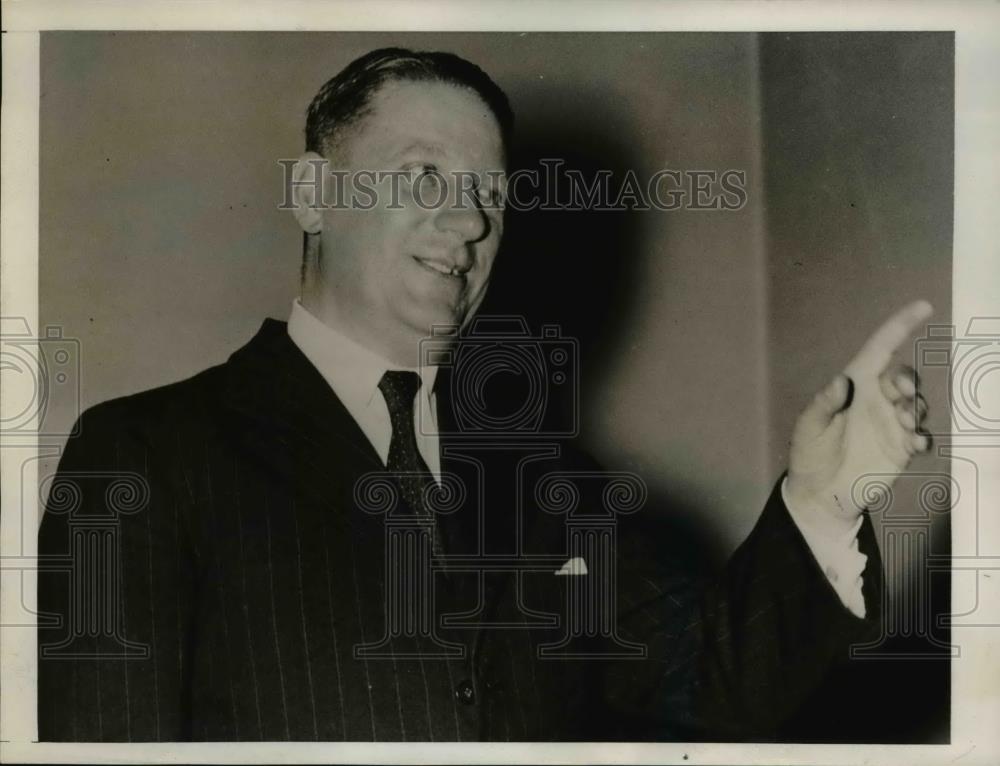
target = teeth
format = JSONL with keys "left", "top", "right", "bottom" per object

{"left": 418, "top": 258, "right": 459, "bottom": 276}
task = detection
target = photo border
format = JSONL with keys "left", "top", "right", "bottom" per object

{"left": 3, "top": 1, "right": 998, "bottom": 763}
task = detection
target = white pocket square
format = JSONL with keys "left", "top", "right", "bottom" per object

{"left": 554, "top": 557, "right": 588, "bottom": 576}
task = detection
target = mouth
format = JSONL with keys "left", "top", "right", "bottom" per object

{"left": 412, "top": 256, "right": 466, "bottom": 280}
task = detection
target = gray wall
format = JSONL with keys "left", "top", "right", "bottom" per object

{"left": 761, "top": 33, "right": 953, "bottom": 572}
{"left": 39, "top": 32, "right": 952, "bottom": 561}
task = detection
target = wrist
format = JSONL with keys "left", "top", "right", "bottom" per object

{"left": 782, "top": 475, "right": 860, "bottom": 538}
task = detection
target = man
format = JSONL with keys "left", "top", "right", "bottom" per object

{"left": 38, "top": 48, "right": 932, "bottom": 742}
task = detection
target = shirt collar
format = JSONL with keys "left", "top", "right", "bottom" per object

{"left": 286, "top": 299, "right": 438, "bottom": 411}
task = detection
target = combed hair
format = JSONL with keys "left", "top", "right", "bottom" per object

{"left": 305, "top": 47, "right": 514, "bottom": 161}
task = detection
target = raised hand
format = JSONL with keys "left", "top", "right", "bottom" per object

{"left": 785, "top": 300, "right": 933, "bottom": 532}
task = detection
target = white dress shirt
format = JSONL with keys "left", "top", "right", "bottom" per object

{"left": 287, "top": 299, "right": 441, "bottom": 482}
{"left": 782, "top": 478, "right": 868, "bottom": 618}
{"left": 287, "top": 299, "right": 866, "bottom": 617}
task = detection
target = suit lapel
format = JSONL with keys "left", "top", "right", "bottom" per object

{"left": 219, "top": 319, "right": 384, "bottom": 516}
{"left": 217, "top": 322, "right": 535, "bottom": 561}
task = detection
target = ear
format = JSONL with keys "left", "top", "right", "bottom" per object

{"left": 290, "top": 152, "right": 325, "bottom": 234}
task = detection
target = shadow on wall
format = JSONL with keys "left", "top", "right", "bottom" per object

{"left": 477, "top": 34, "right": 953, "bottom": 743}
{"left": 479, "top": 122, "right": 732, "bottom": 569}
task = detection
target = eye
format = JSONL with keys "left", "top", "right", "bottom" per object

{"left": 473, "top": 179, "right": 505, "bottom": 212}
{"left": 474, "top": 171, "right": 507, "bottom": 211}
{"left": 403, "top": 163, "right": 442, "bottom": 187}
{"left": 477, "top": 185, "right": 505, "bottom": 211}
{"left": 401, "top": 164, "right": 448, "bottom": 207}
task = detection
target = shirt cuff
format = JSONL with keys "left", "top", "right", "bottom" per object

{"left": 781, "top": 477, "right": 868, "bottom": 618}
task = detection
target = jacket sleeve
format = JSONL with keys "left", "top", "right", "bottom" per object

{"left": 37, "top": 401, "right": 199, "bottom": 741}
{"left": 597, "top": 475, "right": 883, "bottom": 740}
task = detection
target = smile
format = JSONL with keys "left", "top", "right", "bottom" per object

{"left": 413, "top": 256, "right": 464, "bottom": 278}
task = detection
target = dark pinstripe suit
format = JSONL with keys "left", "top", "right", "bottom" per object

{"left": 37, "top": 319, "right": 883, "bottom": 741}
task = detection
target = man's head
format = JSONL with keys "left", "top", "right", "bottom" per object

{"left": 290, "top": 48, "right": 513, "bottom": 367}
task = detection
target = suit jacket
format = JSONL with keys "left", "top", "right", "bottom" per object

{"left": 37, "top": 319, "right": 883, "bottom": 742}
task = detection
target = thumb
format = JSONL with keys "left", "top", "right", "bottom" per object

{"left": 797, "top": 374, "right": 852, "bottom": 440}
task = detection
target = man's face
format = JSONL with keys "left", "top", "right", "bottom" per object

{"left": 306, "top": 79, "right": 506, "bottom": 364}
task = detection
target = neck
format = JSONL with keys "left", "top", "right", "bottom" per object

{"left": 299, "top": 289, "right": 440, "bottom": 369}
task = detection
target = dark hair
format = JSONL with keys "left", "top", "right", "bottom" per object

{"left": 305, "top": 47, "right": 514, "bottom": 161}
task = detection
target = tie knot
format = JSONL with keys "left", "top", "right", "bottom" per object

{"left": 378, "top": 370, "right": 422, "bottom": 420}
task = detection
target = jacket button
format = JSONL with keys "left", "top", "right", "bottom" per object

{"left": 456, "top": 679, "right": 476, "bottom": 705}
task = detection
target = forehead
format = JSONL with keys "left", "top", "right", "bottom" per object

{"left": 344, "top": 79, "right": 505, "bottom": 171}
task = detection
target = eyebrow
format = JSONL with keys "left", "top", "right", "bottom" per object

{"left": 387, "top": 140, "right": 506, "bottom": 179}
{"left": 390, "top": 142, "right": 449, "bottom": 162}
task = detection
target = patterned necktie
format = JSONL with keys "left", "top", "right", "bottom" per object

{"left": 377, "top": 370, "right": 444, "bottom": 557}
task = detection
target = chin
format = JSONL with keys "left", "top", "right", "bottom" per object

{"left": 405, "top": 301, "right": 466, "bottom": 339}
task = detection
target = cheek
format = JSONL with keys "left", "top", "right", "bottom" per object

{"left": 328, "top": 207, "right": 419, "bottom": 272}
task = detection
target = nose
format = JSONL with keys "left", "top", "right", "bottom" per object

{"left": 433, "top": 191, "right": 489, "bottom": 243}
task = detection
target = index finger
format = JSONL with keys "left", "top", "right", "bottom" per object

{"left": 846, "top": 300, "right": 933, "bottom": 377}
